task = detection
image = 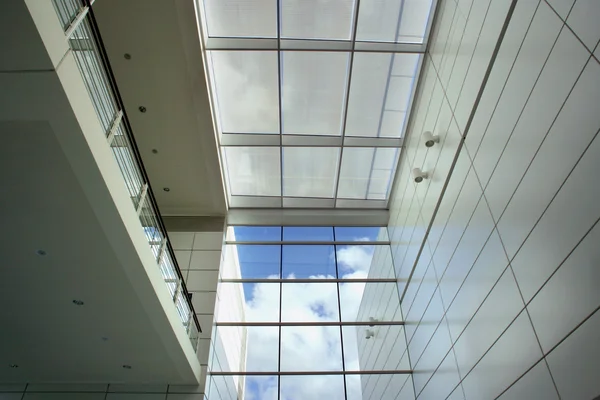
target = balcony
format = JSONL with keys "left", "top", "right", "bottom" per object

{"left": 51, "top": 0, "right": 201, "bottom": 350}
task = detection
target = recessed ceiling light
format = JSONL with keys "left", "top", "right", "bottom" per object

{"left": 101, "top": 337, "right": 109, "bottom": 342}
{"left": 122, "top": 365, "right": 132, "bottom": 370}
{"left": 138, "top": 106, "right": 147, "bottom": 113}
{"left": 72, "top": 300, "right": 84, "bottom": 306}
{"left": 124, "top": 53, "right": 132, "bottom": 60}
{"left": 36, "top": 249, "right": 47, "bottom": 256}
{"left": 152, "top": 149, "right": 158, "bottom": 154}
{"left": 9, "top": 364, "right": 18, "bottom": 369}
{"left": 163, "top": 187, "right": 170, "bottom": 192}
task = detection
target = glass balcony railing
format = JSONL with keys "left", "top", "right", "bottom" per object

{"left": 51, "top": 0, "right": 201, "bottom": 351}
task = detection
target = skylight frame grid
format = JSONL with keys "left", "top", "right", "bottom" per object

{"left": 196, "top": 0, "right": 438, "bottom": 209}
{"left": 210, "top": 225, "right": 408, "bottom": 400}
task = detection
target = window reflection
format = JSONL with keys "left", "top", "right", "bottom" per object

{"left": 210, "top": 226, "right": 407, "bottom": 400}
{"left": 282, "top": 245, "right": 336, "bottom": 278}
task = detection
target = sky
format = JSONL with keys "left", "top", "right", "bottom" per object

{"left": 209, "top": 226, "right": 402, "bottom": 400}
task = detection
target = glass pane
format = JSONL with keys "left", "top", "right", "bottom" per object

{"left": 215, "top": 282, "right": 247, "bottom": 321}
{"left": 281, "top": 0, "right": 355, "bottom": 40}
{"left": 280, "top": 375, "right": 345, "bottom": 399}
{"left": 342, "top": 325, "right": 361, "bottom": 371}
{"left": 337, "top": 148, "right": 397, "bottom": 200}
{"left": 280, "top": 326, "right": 343, "bottom": 371}
{"left": 392, "top": 52, "right": 421, "bottom": 77}
{"left": 334, "top": 227, "right": 388, "bottom": 241}
{"left": 223, "top": 147, "right": 281, "bottom": 196}
{"left": 356, "top": 0, "right": 434, "bottom": 43}
{"left": 345, "top": 374, "right": 363, "bottom": 400}
{"left": 386, "top": 76, "right": 415, "bottom": 112}
{"left": 214, "top": 327, "right": 279, "bottom": 373}
{"left": 345, "top": 53, "right": 419, "bottom": 138}
{"left": 245, "top": 326, "right": 280, "bottom": 372}
{"left": 282, "top": 147, "right": 340, "bottom": 198}
{"left": 337, "top": 147, "right": 374, "bottom": 199}
{"left": 203, "top": 0, "right": 277, "bottom": 38}
{"left": 245, "top": 376, "right": 279, "bottom": 400}
{"left": 281, "top": 282, "right": 339, "bottom": 321}
{"left": 336, "top": 244, "right": 394, "bottom": 278}
{"left": 207, "top": 373, "right": 238, "bottom": 400}
{"left": 369, "top": 148, "right": 398, "bottom": 199}
{"left": 338, "top": 282, "right": 365, "bottom": 321}
{"left": 340, "top": 282, "right": 399, "bottom": 322}
{"left": 209, "top": 51, "right": 279, "bottom": 134}
{"left": 222, "top": 244, "right": 281, "bottom": 279}
{"left": 345, "top": 53, "right": 389, "bottom": 137}
{"left": 216, "top": 283, "right": 280, "bottom": 322}
{"left": 346, "top": 374, "right": 410, "bottom": 400}
{"left": 281, "top": 52, "right": 349, "bottom": 135}
{"left": 212, "top": 327, "right": 248, "bottom": 372}
{"left": 282, "top": 245, "right": 336, "bottom": 278}
{"left": 397, "top": 0, "right": 434, "bottom": 43}
{"left": 283, "top": 227, "right": 334, "bottom": 241}
{"left": 227, "top": 226, "right": 282, "bottom": 241}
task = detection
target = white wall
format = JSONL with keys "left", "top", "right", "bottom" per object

{"left": 170, "top": 228, "right": 248, "bottom": 400}
{"left": 388, "top": 0, "right": 600, "bottom": 399}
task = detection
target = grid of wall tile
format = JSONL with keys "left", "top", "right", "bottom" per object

{"left": 170, "top": 229, "right": 226, "bottom": 395}
{"left": 0, "top": 384, "right": 205, "bottom": 400}
{"left": 387, "top": 0, "right": 600, "bottom": 399}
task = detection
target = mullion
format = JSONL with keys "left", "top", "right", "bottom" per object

{"left": 212, "top": 370, "right": 412, "bottom": 376}
{"left": 216, "top": 321, "right": 405, "bottom": 327}
{"left": 220, "top": 278, "right": 397, "bottom": 283}
{"left": 333, "top": 0, "right": 362, "bottom": 210}
{"left": 277, "top": 223, "right": 283, "bottom": 399}
{"left": 333, "top": 231, "right": 348, "bottom": 400}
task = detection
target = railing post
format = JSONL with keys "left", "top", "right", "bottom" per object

{"left": 157, "top": 237, "right": 167, "bottom": 264}
{"left": 106, "top": 110, "right": 124, "bottom": 145}
{"left": 173, "top": 279, "right": 182, "bottom": 304}
{"left": 136, "top": 183, "right": 148, "bottom": 215}
{"left": 186, "top": 313, "right": 193, "bottom": 334}
{"left": 65, "top": 6, "right": 89, "bottom": 39}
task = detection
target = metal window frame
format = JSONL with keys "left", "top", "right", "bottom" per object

{"left": 212, "top": 225, "right": 410, "bottom": 399}
{"left": 195, "top": 0, "right": 439, "bottom": 210}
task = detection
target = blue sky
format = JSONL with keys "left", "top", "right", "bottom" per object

{"left": 223, "top": 226, "right": 389, "bottom": 399}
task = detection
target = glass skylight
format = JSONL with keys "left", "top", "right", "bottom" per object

{"left": 197, "top": 0, "right": 437, "bottom": 208}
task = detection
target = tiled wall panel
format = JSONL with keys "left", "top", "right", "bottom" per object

{"left": 386, "top": 0, "right": 600, "bottom": 399}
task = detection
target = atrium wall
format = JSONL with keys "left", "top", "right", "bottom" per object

{"left": 389, "top": 0, "right": 600, "bottom": 398}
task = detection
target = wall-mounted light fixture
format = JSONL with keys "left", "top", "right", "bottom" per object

{"left": 423, "top": 131, "right": 440, "bottom": 147}
{"left": 413, "top": 168, "right": 429, "bottom": 183}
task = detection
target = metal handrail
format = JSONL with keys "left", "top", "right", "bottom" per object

{"left": 51, "top": 0, "right": 202, "bottom": 349}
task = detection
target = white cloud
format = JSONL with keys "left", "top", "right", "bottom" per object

{"left": 212, "top": 244, "right": 383, "bottom": 399}
{"left": 337, "top": 244, "right": 375, "bottom": 274}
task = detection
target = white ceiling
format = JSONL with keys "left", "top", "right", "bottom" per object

{"left": 0, "top": 121, "right": 191, "bottom": 383}
{"left": 92, "top": 0, "right": 227, "bottom": 217}
{"left": 0, "top": 2, "right": 201, "bottom": 382}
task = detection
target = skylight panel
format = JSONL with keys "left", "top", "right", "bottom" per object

{"left": 198, "top": 0, "right": 437, "bottom": 208}
{"left": 282, "top": 147, "right": 340, "bottom": 198}
{"left": 281, "top": 0, "right": 355, "bottom": 40}
{"left": 281, "top": 52, "right": 349, "bottom": 136}
{"left": 203, "top": 0, "right": 277, "bottom": 38}
{"left": 356, "top": 0, "right": 434, "bottom": 43}
{"left": 337, "top": 147, "right": 398, "bottom": 200}
{"left": 345, "top": 53, "right": 419, "bottom": 138}
{"left": 209, "top": 51, "right": 279, "bottom": 134}
{"left": 222, "top": 147, "right": 281, "bottom": 196}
